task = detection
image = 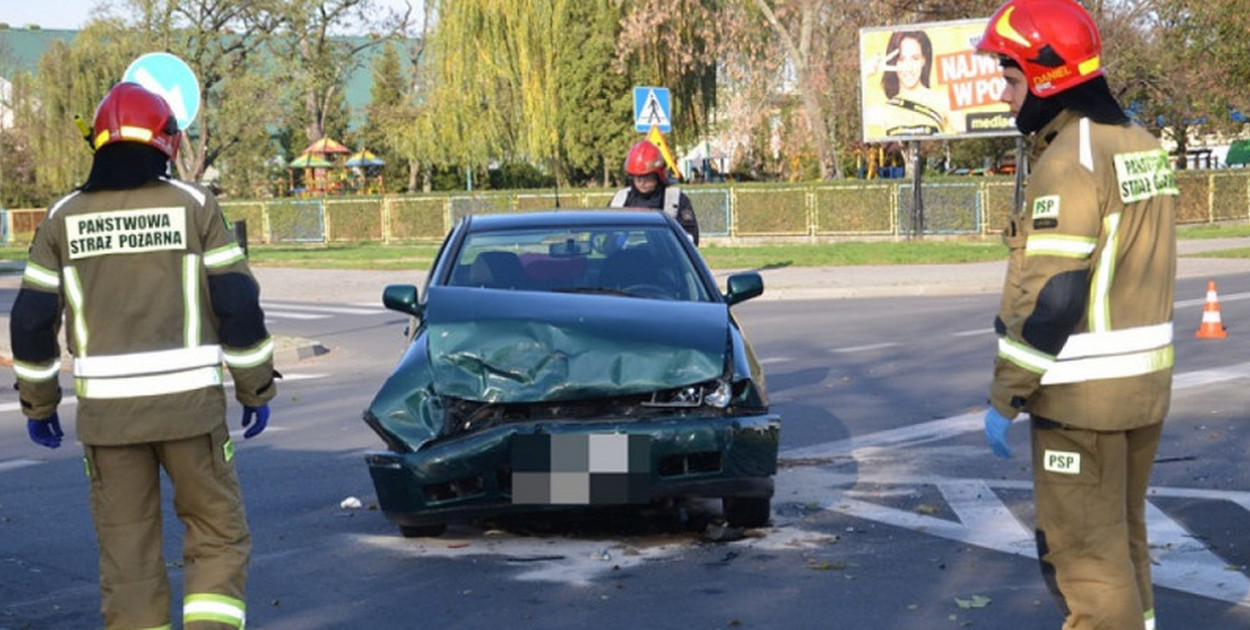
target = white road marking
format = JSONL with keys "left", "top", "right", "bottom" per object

{"left": 1171, "top": 361, "right": 1250, "bottom": 389}
{"left": 263, "top": 310, "right": 331, "bottom": 320}
{"left": 939, "top": 479, "right": 1033, "bottom": 552}
{"left": 262, "top": 302, "right": 386, "bottom": 316}
{"left": 0, "top": 459, "right": 43, "bottom": 473}
{"left": 781, "top": 464, "right": 1250, "bottom": 607}
{"left": 804, "top": 286, "right": 1241, "bottom": 351}
{"left": 1145, "top": 501, "right": 1250, "bottom": 606}
{"left": 758, "top": 356, "right": 791, "bottom": 365}
{"left": 773, "top": 357, "right": 1250, "bottom": 608}
{"left": 783, "top": 411, "right": 982, "bottom": 459}
{"left": 832, "top": 342, "right": 899, "bottom": 353}
{"left": 947, "top": 290, "right": 1250, "bottom": 340}
{"left": 1174, "top": 290, "right": 1250, "bottom": 309}
{"left": 953, "top": 328, "right": 994, "bottom": 337}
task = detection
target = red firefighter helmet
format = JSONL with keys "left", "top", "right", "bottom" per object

{"left": 976, "top": 0, "right": 1103, "bottom": 97}
{"left": 92, "top": 82, "right": 181, "bottom": 158}
{"left": 624, "top": 140, "right": 667, "bottom": 178}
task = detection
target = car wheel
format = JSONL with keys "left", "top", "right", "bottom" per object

{"left": 722, "top": 496, "right": 771, "bottom": 528}
{"left": 399, "top": 523, "right": 447, "bottom": 538}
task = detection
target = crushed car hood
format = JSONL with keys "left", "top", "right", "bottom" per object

{"left": 424, "top": 286, "right": 728, "bottom": 402}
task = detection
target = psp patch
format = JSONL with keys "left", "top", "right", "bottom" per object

{"left": 1030, "top": 195, "right": 1060, "bottom": 229}
{"left": 1043, "top": 449, "right": 1081, "bottom": 475}
{"left": 511, "top": 434, "right": 650, "bottom": 505}
{"left": 1032, "top": 195, "right": 1060, "bottom": 220}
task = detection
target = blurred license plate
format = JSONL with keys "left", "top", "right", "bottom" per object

{"left": 511, "top": 434, "right": 650, "bottom": 505}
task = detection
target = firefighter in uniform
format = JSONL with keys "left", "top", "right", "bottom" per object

{"left": 610, "top": 139, "right": 700, "bottom": 245}
{"left": 977, "top": 1, "right": 1177, "bottom": 628}
{"left": 11, "top": 82, "right": 277, "bottom": 629}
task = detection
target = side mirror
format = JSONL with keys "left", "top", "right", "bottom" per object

{"left": 382, "top": 284, "right": 422, "bottom": 316}
{"left": 724, "top": 272, "right": 764, "bottom": 306}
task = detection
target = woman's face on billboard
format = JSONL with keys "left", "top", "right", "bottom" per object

{"left": 897, "top": 37, "right": 926, "bottom": 90}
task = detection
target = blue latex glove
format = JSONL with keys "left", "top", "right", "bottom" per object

{"left": 241, "top": 404, "right": 270, "bottom": 439}
{"left": 984, "top": 408, "right": 1014, "bottom": 459}
{"left": 28, "top": 413, "right": 64, "bottom": 449}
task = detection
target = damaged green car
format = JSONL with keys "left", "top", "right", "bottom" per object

{"left": 363, "top": 210, "right": 780, "bottom": 537}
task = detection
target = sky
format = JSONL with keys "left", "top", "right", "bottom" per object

{"left": 0, "top": 0, "right": 423, "bottom": 31}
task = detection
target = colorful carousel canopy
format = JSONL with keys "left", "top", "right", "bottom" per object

{"left": 303, "top": 137, "right": 351, "bottom": 155}
{"left": 289, "top": 153, "right": 332, "bottom": 168}
{"left": 346, "top": 149, "right": 385, "bottom": 167}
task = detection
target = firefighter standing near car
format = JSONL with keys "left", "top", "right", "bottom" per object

{"left": 977, "top": 1, "right": 1177, "bottom": 629}
{"left": 10, "top": 82, "right": 277, "bottom": 630}
{"left": 610, "top": 139, "right": 700, "bottom": 245}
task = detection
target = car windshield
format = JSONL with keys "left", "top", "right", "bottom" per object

{"left": 446, "top": 225, "right": 713, "bottom": 301}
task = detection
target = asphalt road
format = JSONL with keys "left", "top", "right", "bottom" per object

{"left": 4, "top": 268, "right": 1250, "bottom": 629}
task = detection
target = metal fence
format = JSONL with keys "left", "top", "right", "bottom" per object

{"left": 3, "top": 171, "right": 1248, "bottom": 245}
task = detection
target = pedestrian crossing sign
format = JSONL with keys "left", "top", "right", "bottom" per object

{"left": 633, "top": 86, "right": 672, "bottom": 132}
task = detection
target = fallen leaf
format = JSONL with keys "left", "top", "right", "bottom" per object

{"left": 955, "top": 595, "right": 992, "bottom": 609}
{"left": 806, "top": 559, "right": 847, "bottom": 571}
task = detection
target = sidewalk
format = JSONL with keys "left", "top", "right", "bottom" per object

{"left": 4, "top": 237, "right": 1250, "bottom": 366}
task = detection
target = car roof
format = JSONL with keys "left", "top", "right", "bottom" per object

{"left": 463, "top": 210, "right": 669, "bottom": 232}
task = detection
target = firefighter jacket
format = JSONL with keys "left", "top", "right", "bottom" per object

{"left": 610, "top": 185, "right": 700, "bottom": 245}
{"left": 11, "top": 178, "right": 276, "bottom": 445}
{"left": 991, "top": 110, "right": 1177, "bottom": 431}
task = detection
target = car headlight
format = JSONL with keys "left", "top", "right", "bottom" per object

{"left": 643, "top": 379, "right": 732, "bottom": 409}
{"left": 703, "top": 380, "right": 732, "bottom": 408}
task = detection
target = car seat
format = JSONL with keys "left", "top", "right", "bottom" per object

{"left": 468, "top": 251, "right": 529, "bottom": 289}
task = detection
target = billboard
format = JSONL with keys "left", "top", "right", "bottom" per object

{"left": 860, "top": 19, "right": 1017, "bottom": 142}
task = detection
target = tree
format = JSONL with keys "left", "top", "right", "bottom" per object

{"left": 375, "top": 0, "right": 436, "bottom": 192}
{"left": 555, "top": 2, "right": 632, "bottom": 186}
{"left": 1098, "top": 0, "right": 1245, "bottom": 168}
{"left": 1, "top": 72, "right": 46, "bottom": 207}
{"left": 751, "top": 0, "right": 842, "bottom": 179}
{"left": 417, "top": 1, "right": 570, "bottom": 182}
{"left": 24, "top": 22, "right": 143, "bottom": 197}
{"left": 616, "top": 0, "right": 720, "bottom": 147}
{"left": 117, "top": 0, "right": 285, "bottom": 183}
{"left": 271, "top": 0, "right": 390, "bottom": 144}
{"left": 359, "top": 41, "right": 408, "bottom": 192}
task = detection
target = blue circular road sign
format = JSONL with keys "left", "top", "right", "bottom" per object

{"left": 122, "top": 52, "right": 201, "bottom": 130}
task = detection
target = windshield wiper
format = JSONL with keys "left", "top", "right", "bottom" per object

{"left": 552, "top": 287, "right": 636, "bottom": 297}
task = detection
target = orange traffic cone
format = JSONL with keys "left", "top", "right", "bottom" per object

{"left": 1195, "top": 280, "right": 1228, "bottom": 339}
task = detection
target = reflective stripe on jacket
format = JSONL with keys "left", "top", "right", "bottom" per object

{"left": 609, "top": 185, "right": 681, "bottom": 218}
{"left": 13, "top": 178, "right": 276, "bottom": 445}
{"left": 991, "top": 111, "right": 1177, "bottom": 431}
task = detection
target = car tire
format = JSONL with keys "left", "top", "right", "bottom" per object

{"left": 399, "top": 523, "right": 447, "bottom": 538}
{"left": 722, "top": 496, "right": 771, "bottom": 528}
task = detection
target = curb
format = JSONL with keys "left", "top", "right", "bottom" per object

{"left": 273, "top": 336, "right": 332, "bottom": 365}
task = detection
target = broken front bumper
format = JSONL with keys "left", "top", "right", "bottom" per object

{"left": 363, "top": 412, "right": 780, "bottom": 528}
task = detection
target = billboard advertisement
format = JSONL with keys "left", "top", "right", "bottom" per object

{"left": 860, "top": 19, "right": 1017, "bottom": 142}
